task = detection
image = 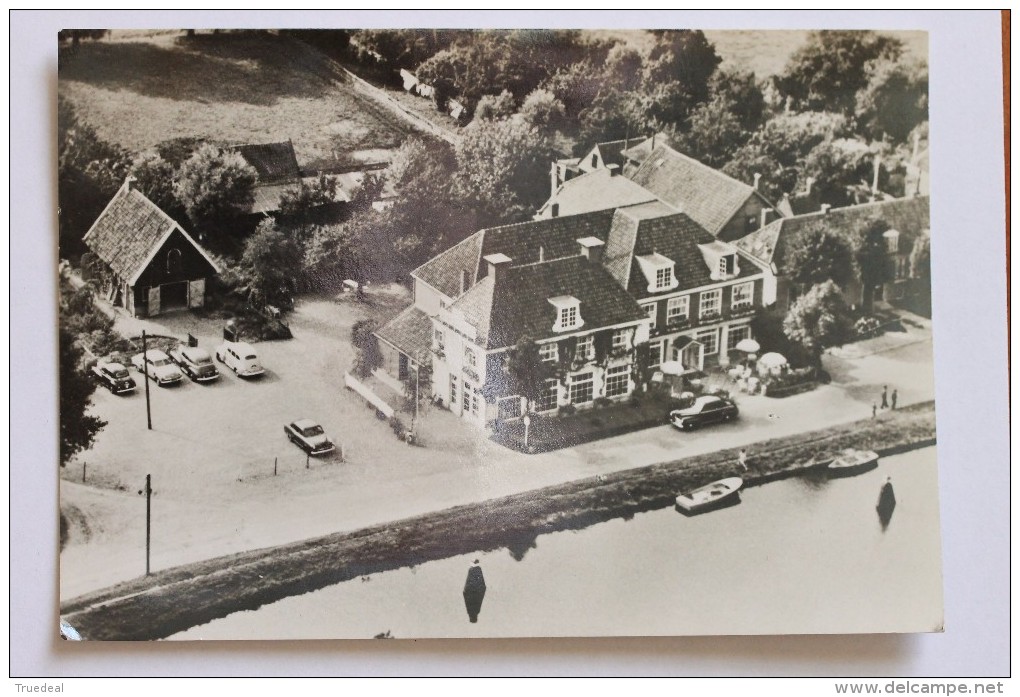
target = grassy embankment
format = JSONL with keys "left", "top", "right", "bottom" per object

{"left": 61, "top": 401, "right": 936, "bottom": 640}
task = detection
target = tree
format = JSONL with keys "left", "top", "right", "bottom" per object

{"left": 175, "top": 143, "right": 257, "bottom": 238}
{"left": 454, "top": 114, "right": 558, "bottom": 223}
{"left": 782, "top": 224, "right": 856, "bottom": 288}
{"left": 129, "top": 152, "right": 185, "bottom": 221}
{"left": 640, "top": 30, "right": 721, "bottom": 128}
{"left": 351, "top": 319, "right": 383, "bottom": 378}
{"left": 803, "top": 138, "right": 873, "bottom": 207}
{"left": 238, "top": 219, "right": 302, "bottom": 311}
{"left": 473, "top": 90, "right": 517, "bottom": 121}
{"left": 504, "top": 336, "right": 553, "bottom": 417}
{"left": 58, "top": 324, "right": 105, "bottom": 465}
{"left": 854, "top": 218, "right": 895, "bottom": 312}
{"left": 58, "top": 29, "right": 108, "bottom": 45}
{"left": 277, "top": 172, "right": 339, "bottom": 239}
{"left": 783, "top": 280, "right": 853, "bottom": 365}
{"left": 301, "top": 220, "right": 359, "bottom": 292}
{"left": 576, "top": 89, "right": 649, "bottom": 150}
{"left": 855, "top": 58, "right": 929, "bottom": 143}
{"left": 673, "top": 95, "right": 745, "bottom": 169}
{"left": 709, "top": 68, "right": 766, "bottom": 132}
{"left": 776, "top": 30, "right": 903, "bottom": 115}
{"left": 519, "top": 89, "right": 566, "bottom": 132}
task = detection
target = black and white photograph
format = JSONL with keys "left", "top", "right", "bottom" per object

{"left": 52, "top": 20, "right": 949, "bottom": 643}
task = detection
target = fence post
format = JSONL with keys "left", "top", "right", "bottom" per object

{"left": 274, "top": 456, "right": 278, "bottom": 476}
{"left": 339, "top": 443, "right": 344, "bottom": 463}
{"left": 306, "top": 453, "right": 310, "bottom": 469}
{"left": 82, "top": 462, "right": 87, "bottom": 483}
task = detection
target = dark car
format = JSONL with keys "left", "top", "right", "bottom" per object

{"left": 284, "top": 419, "right": 335, "bottom": 455}
{"left": 168, "top": 345, "right": 220, "bottom": 383}
{"left": 90, "top": 361, "right": 137, "bottom": 394}
{"left": 669, "top": 395, "right": 739, "bottom": 431}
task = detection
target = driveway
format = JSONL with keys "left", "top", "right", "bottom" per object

{"left": 60, "top": 298, "right": 936, "bottom": 598}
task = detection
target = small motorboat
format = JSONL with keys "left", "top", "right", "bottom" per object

{"left": 675, "top": 477, "right": 743, "bottom": 514}
{"left": 827, "top": 448, "right": 880, "bottom": 477}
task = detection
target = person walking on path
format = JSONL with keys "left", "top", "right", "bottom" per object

{"left": 738, "top": 448, "right": 748, "bottom": 471}
{"left": 881, "top": 385, "right": 889, "bottom": 409}
{"left": 872, "top": 403, "right": 877, "bottom": 419}
{"left": 891, "top": 389, "right": 898, "bottom": 410}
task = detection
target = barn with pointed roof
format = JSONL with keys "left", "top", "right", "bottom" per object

{"left": 82, "top": 178, "right": 220, "bottom": 317}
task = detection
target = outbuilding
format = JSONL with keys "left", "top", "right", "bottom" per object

{"left": 83, "top": 177, "right": 220, "bottom": 317}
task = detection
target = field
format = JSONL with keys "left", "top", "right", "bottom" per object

{"left": 58, "top": 30, "right": 416, "bottom": 170}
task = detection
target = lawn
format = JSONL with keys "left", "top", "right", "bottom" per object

{"left": 58, "top": 31, "right": 415, "bottom": 169}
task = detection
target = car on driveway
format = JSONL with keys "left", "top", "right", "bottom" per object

{"left": 284, "top": 419, "right": 335, "bottom": 455}
{"left": 669, "top": 395, "right": 739, "bottom": 431}
{"left": 215, "top": 340, "right": 265, "bottom": 377}
{"left": 169, "top": 345, "right": 220, "bottom": 383}
{"left": 130, "top": 349, "right": 184, "bottom": 386}
{"left": 90, "top": 360, "right": 137, "bottom": 394}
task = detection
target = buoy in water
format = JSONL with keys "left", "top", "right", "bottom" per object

{"left": 463, "top": 560, "right": 486, "bottom": 623}
{"left": 877, "top": 476, "right": 896, "bottom": 528}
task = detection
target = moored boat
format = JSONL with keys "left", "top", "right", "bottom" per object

{"left": 675, "top": 477, "right": 743, "bottom": 514}
{"left": 827, "top": 448, "right": 880, "bottom": 477}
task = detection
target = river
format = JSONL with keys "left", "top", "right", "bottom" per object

{"left": 172, "top": 447, "right": 943, "bottom": 639}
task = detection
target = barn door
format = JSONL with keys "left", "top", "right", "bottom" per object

{"left": 147, "top": 286, "right": 161, "bottom": 316}
{"left": 188, "top": 278, "right": 206, "bottom": 308}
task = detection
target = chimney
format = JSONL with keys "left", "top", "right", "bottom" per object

{"left": 821, "top": 204, "right": 831, "bottom": 215}
{"left": 651, "top": 132, "right": 656, "bottom": 150}
{"left": 539, "top": 245, "right": 545, "bottom": 263}
{"left": 550, "top": 162, "right": 559, "bottom": 199}
{"left": 483, "top": 253, "right": 512, "bottom": 284}
{"left": 607, "top": 163, "right": 621, "bottom": 177}
{"left": 124, "top": 175, "right": 138, "bottom": 192}
{"left": 760, "top": 207, "right": 774, "bottom": 228}
{"left": 460, "top": 269, "right": 471, "bottom": 295}
{"left": 804, "top": 177, "right": 816, "bottom": 196}
{"left": 550, "top": 203, "right": 560, "bottom": 218}
{"left": 752, "top": 172, "right": 762, "bottom": 191}
{"left": 577, "top": 237, "right": 605, "bottom": 264}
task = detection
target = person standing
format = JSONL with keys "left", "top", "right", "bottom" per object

{"left": 891, "top": 389, "right": 898, "bottom": 410}
{"left": 881, "top": 385, "right": 889, "bottom": 409}
{"left": 738, "top": 448, "right": 748, "bottom": 470}
{"left": 872, "top": 403, "right": 877, "bottom": 419}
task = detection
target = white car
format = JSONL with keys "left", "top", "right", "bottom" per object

{"left": 130, "top": 349, "right": 184, "bottom": 386}
{"left": 215, "top": 340, "right": 265, "bottom": 377}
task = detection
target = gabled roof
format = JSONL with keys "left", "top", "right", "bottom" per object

{"left": 537, "top": 167, "right": 658, "bottom": 218}
{"left": 453, "top": 255, "right": 647, "bottom": 350}
{"left": 83, "top": 182, "right": 219, "bottom": 285}
{"left": 734, "top": 196, "right": 931, "bottom": 273}
{"left": 374, "top": 306, "right": 433, "bottom": 362}
{"left": 413, "top": 210, "right": 618, "bottom": 299}
{"left": 229, "top": 141, "right": 301, "bottom": 185}
{"left": 628, "top": 144, "right": 770, "bottom": 235}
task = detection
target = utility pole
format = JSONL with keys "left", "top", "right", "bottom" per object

{"left": 144, "top": 473, "right": 152, "bottom": 575}
{"left": 142, "top": 330, "right": 152, "bottom": 430}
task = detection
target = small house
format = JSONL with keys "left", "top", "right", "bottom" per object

{"left": 82, "top": 178, "right": 219, "bottom": 317}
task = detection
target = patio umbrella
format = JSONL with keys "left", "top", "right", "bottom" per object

{"left": 757, "top": 352, "right": 787, "bottom": 375}
{"left": 735, "top": 338, "right": 761, "bottom": 353}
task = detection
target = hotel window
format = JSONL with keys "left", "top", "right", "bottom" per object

{"left": 560, "top": 305, "right": 578, "bottom": 329}
{"left": 727, "top": 325, "right": 752, "bottom": 352}
{"left": 605, "top": 365, "right": 631, "bottom": 398}
{"left": 649, "top": 340, "right": 664, "bottom": 367}
{"left": 569, "top": 372, "right": 594, "bottom": 404}
{"left": 655, "top": 267, "right": 673, "bottom": 290}
{"left": 576, "top": 335, "right": 594, "bottom": 360}
{"left": 464, "top": 346, "right": 477, "bottom": 367}
{"left": 699, "top": 289, "right": 722, "bottom": 318}
{"left": 536, "top": 379, "right": 559, "bottom": 412}
{"left": 696, "top": 328, "right": 720, "bottom": 355}
{"left": 642, "top": 302, "right": 657, "bottom": 329}
{"left": 434, "top": 329, "right": 445, "bottom": 351}
{"left": 731, "top": 282, "right": 754, "bottom": 310}
{"left": 449, "top": 375, "right": 458, "bottom": 406}
{"left": 540, "top": 342, "right": 558, "bottom": 363}
{"left": 462, "top": 381, "right": 480, "bottom": 416}
{"left": 667, "top": 296, "right": 689, "bottom": 324}
{"left": 612, "top": 329, "right": 629, "bottom": 350}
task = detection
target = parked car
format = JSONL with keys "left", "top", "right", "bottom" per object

{"left": 130, "top": 349, "right": 184, "bottom": 386}
{"left": 284, "top": 419, "right": 335, "bottom": 455}
{"left": 668, "top": 395, "right": 739, "bottom": 431}
{"left": 215, "top": 340, "right": 264, "bottom": 377}
{"left": 89, "top": 360, "right": 136, "bottom": 394}
{"left": 168, "top": 345, "right": 220, "bottom": 383}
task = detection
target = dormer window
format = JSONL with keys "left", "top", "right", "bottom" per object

{"left": 549, "top": 295, "right": 584, "bottom": 332}
{"left": 698, "top": 241, "right": 741, "bottom": 281}
{"left": 635, "top": 253, "right": 678, "bottom": 293}
{"left": 884, "top": 229, "right": 901, "bottom": 253}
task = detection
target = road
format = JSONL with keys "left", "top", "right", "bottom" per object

{"left": 60, "top": 294, "right": 935, "bottom": 599}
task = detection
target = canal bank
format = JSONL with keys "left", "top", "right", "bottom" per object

{"left": 61, "top": 402, "right": 937, "bottom": 640}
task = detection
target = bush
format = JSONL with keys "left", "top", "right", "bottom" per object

{"left": 854, "top": 315, "right": 882, "bottom": 338}
{"left": 559, "top": 404, "right": 577, "bottom": 416}
{"left": 389, "top": 415, "right": 407, "bottom": 438}
{"left": 594, "top": 396, "right": 613, "bottom": 408}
